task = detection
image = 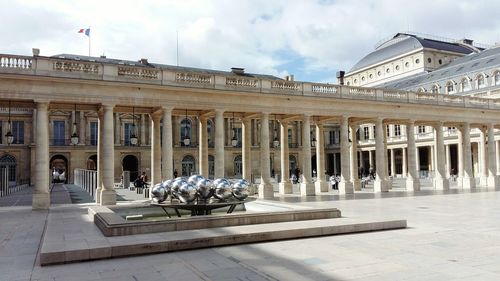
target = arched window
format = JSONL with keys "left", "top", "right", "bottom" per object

{"left": 180, "top": 118, "right": 192, "bottom": 146}
{"left": 234, "top": 155, "right": 242, "bottom": 177}
{"left": 181, "top": 155, "right": 196, "bottom": 176}
{"left": 445, "top": 81, "right": 455, "bottom": 94}
{"left": 431, "top": 84, "right": 440, "bottom": 94}
{"left": 460, "top": 77, "right": 471, "bottom": 92}
{"left": 477, "top": 74, "right": 486, "bottom": 89}
{"left": 494, "top": 71, "right": 500, "bottom": 86}
{"left": 0, "top": 154, "right": 16, "bottom": 182}
{"left": 416, "top": 87, "right": 425, "bottom": 93}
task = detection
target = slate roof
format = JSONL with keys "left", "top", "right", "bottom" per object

{"left": 349, "top": 33, "right": 475, "bottom": 73}
{"left": 51, "top": 54, "right": 283, "bottom": 80}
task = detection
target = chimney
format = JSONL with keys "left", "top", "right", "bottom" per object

{"left": 140, "top": 58, "right": 149, "bottom": 65}
{"left": 231, "top": 67, "right": 245, "bottom": 75}
{"left": 284, "top": 75, "right": 294, "bottom": 81}
{"left": 32, "top": 48, "right": 40, "bottom": 56}
{"left": 336, "top": 71, "right": 345, "bottom": 85}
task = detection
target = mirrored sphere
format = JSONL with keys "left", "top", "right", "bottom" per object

{"left": 188, "top": 174, "right": 205, "bottom": 185}
{"left": 232, "top": 181, "right": 250, "bottom": 200}
{"left": 162, "top": 179, "right": 173, "bottom": 194}
{"left": 151, "top": 183, "right": 167, "bottom": 203}
{"left": 171, "top": 178, "right": 187, "bottom": 199}
{"left": 196, "top": 179, "right": 213, "bottom": 199}
{"left": 214, "top": 181, "right": 233, "bottom": 200}
{"left": 178, "top": 183, "right": 198, "bottom": 203}
{"left": 213, "top": 178, "right": 230, "bottom": 187}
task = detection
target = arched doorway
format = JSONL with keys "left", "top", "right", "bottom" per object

{"left": 50, "top": 154, "right": 68, "bottom": 183}
{"left": 86, "top": 154, "right": 97, "bottom": 170}
{"left": 234, "top": 155, "right": 242, "bottom": 178}
{"left": 182, "top": 155, "right": 196, "bottom": 176}
{"left": 122, "top": 155, "right": 139, "bottom": 182}
{"left": 0, "top": 154, "right": 16, "bottom": 185}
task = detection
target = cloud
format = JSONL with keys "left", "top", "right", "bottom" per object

{"left": 1, "top": 0, "right": 499, "bottom": 82}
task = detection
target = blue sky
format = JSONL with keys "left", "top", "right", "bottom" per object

{"left": 2, "top": 0, "right": 500, "bottom": 83}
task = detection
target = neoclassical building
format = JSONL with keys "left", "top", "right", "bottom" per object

{"left": 1, "top": 32, "right": 500, "bottom": 209}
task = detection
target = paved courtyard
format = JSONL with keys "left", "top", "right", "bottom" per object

{"left": 1, "top": 183, "right": 500, "bottom": 281}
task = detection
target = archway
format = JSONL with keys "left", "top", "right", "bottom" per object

{"left": 50, "top": 154, "right": 68, "bottom": 183}
{"left": 0, "top": 154, "right": 16, "bottom": 184}
{"left": 182, "top": 155, "right": 196, "bottom": 176}
{"left": 122, "top": 155, "right": 139, "bottom": 182}
{"left": 86, "top": 154, "right": 97, "bottom": 170}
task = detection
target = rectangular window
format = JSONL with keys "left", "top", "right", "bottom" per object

{"left": 363, "top": 127, "right": 369, "bottom": 140}
{"left": 53, "top": 120, "right": 65, "bottom": 145}
{"left": 90, "top": 122, "right": 98, "bottom": 145}
{"left": 235, "top": 127, "right": 242, "bottom": 146}
{"left": 288, "top": 128, "right": 292, "bottom": 147}
{"left": 394, "top": 125, "right": 401, "bottom": 137}
{"left": 12, "top": 121, "right": 24, "bottom": 144}
{"left": 418, "top": 126, "right": 426, "bottom": 134}
{"left": 0, "top": 123, "right": 2, "bottom": 144}
{"left": 373, "top": 126, "right": 376, "bottom": 138}
{"left": 124, "top": 123, "right": 134, "bottom": 146}
{"left": 334, "top": 130, "right": 339, "bottom": 144}
{"left": 386, "top": 125, "right": 390, "bottom": 137}
{"left": 329, "top": 131, "right": 335, "bottom": 144}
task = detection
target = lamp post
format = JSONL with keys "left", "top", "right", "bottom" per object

{"left": 183, "top": 109, "right": 191, "bottom": 146}
{"left": 5, "top": 101, "right": 14, "bottom": 145}
{"left": 130, "top": 107, "right": 138, "bottom": 145}
{"left": 231, "top": 112, "right": 238, "bottom": 147}
{"left": 273, "top": 114, "right": 279, "bottom": 148}
{"left": 70, "top": 104, "right": 79, "bottom": 145}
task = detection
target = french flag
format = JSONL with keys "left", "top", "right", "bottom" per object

{"left": 78, "top": 28, "right": 90, "bottom": 36}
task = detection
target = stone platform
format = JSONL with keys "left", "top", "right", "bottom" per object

{"left": 40, "top": 203, "right": 406, "bottom": 265}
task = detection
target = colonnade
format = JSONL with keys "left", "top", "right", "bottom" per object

{"left": 31, "top": 103, "right": 500, "bottom": 209}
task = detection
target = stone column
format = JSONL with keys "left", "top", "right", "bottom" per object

{"left": 258, "top": 113, "right": 273, "bottom": 198}
{"left": 198, "top": 116, "right": 209, "bottom": 177}
{"left": 162, "top": 107, "right": 173, "bottom": 180}
{"left": 350, "top": 122, "right": 360, "bottom": 191}
{"left": 300, "top": 115, "right": 315, "bottom": 196}
{"left": 114, "top": 112, "right": 120, "bottom": 145}
{"left": 479, "top": 128, "right": 488, "bottom": 186}
{"left": 390, "top": 149, "right": 395, "bottom": 177}
{"left": 368, "top": 150, "right": 374, "bottom": 172}
{"left": 33, "top": 102, "right": 50, "bottom": 210}
{"left": 150, "top": 113, "right": 161, "bottom": 190}
{"left": 96, "top": 111, "right": 103, "bottom": 203}
{"left": 406, "top": 120, "right": 420, "bottom": 191}
{"left": 333, "top": 153, "right": 338, "bottom": 175}
{"left": 339, "top": 116, "right": 353, "bottom": 194}
{"left": 141, "top": 114, "right": 146, "bottom": 145}
{"left": 100, "top": 104, "right": 116, "bottom": 205}
{"left": 433, "top": 121, "right": 449, "bottom": 190}
{"left": 279, "top": 120, "right": 292, "bottom": 194}
{"left": 215, "top": 109, "right": 225, "bottom": 178}
{"left": 497, "top": 140, "right": 500, "bottom": 176}
{"left": 242, "top": 118, "right": 252, "bottom": 181}
{"left": 445, "top": 144, "right": 451, "bottom": 178}
{"left": 80, "top": 111, "right": 85, "bottom": 145}
{"left": 31, "top": 108, "right": 37, "bottom": 145}
{"left": 457, "top": 128, "right": 464, "bottom": 188}
{"left": 487, "top": 124, "right": 498, "bottom": 187}
{"left": 374, "top": 118, "right": 389, "bottom": 192}
{"left": 461, "top": 123, "right": 475, "bottom": 189}
{"left": 315, "top": 123, "right": 327, "bottom": 192}
{"left": 402, "top": 148, "right": 407, "bottom": 178}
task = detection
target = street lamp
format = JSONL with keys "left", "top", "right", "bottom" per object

{"left": 183, "top": 109, "right": 191, "bottom": 146}
{"left": 273, "top": 114, "right": 280, "bottom": 148}
{"left": 5, "top": 101, "right": 14, "bottom": 145}
{"left": 130, "top": 107, "right": 138, "bottom": 145}
{"left": 70, "top": 104, "right": 79, "bottom": 145}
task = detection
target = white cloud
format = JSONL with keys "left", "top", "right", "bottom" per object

{"left": 1, "top": 0, "right": 499, "bottom": 82}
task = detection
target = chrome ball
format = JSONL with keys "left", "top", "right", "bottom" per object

{"left": 178, "top": 183, "right": 198, "bottom": 203}
{"left": 162, "top": 179, "right": 173, "bottom": 194}
{"left": 188, "top": 174, "right": 205, "bottom": 185}
{"left": 232, "top": 180, "right": 250, "bottom": 200}
{"left": 171, "top": 178, "right": 187, "bottom": 199}
{"left": 196, "top": 179, "right": 214, "bottom": 199}
{"left": 151, "top": 183, "right": 167, "bottom": 203}
{"left": 213, "top": 178, "right": 231, "bottom": 187}
{"left": 214, "top": 181, "right": 233, "bottom": 201}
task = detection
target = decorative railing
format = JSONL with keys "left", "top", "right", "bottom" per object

{"left": 53, "top": 61, "right": 99, "bottom": 74}
{"left": 226, "top": 77, "right": 258, "bottom": 88}
{"left": 468, "top": 97, "right": 489, "bottom": 107}
{"left": 383, "top": 90, "right": 408, "bottom": 101}
{"left": 347, "top": 87, "right": 375, "bottom": 99}
{"left": 271, "top": 80, "right": 300, "bottom": 91}
{"left": 443, "top": 95, "right": 464, "bottom": 105}
{"left": 0, "top": 55, "right": 32, "bottom": 69}
{"left": 176, "top": 72, "right": 211, "bottom": 84}
{"left": 312, "top": 84, "right": 339, "bottom": 95}
{"left": 415, "top": 92, "right": 437, "bottom": 103}
{"left": 117, "top": 66, "right": 159, "bottom": 79}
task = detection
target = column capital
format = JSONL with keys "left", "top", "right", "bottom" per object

{"left": 161, "top": 106, "right": 174, "bottom": 112}
{"left": 406, "top": 119, "right": 416, "bottom": 125}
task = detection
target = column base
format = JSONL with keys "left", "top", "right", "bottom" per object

{"left": 487, "top": 176, "right": 499, "bottom": 188}
{"left": 480, "top": 176, "right": 489, "bottom": 187}
{"left": 95, "top": 187, "right": 102, "bottom": 204}
{"left": 352, "top": 179, "right": 361, "bottom": 191}
{"left": 32, "top": 192, "right": 50, "bottom": 210}
{"left": 278, "top": 182, "right": 293, "bottom": 194}
{"left": 461, "top": 177, "right": 476, "bottom": 189}
{"left": 100, "top": 189, "right": 116, "bottom": 205}
{"left": 258, "top": 182, "right": 274, "bottom": 199}
{"left": 374, "top": 179, "right": 389, "bottom": 192}
{"left": 406, "top": 178, "right": 420, "bottom": 191}
{"left": 338, "top": 181, "right": 354, "bottom": 195}
{"left": 433, "top": 178, "right": 449, "bottom": 190}
{"left": 300, "top": 183, "right": 315, "bottom": 196}
{"left": 315, "top": 181, "right": 328, "bottom": 193}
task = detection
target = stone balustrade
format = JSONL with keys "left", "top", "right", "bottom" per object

{"left": 1, "top": 53, "right": 500, "bottom": 110}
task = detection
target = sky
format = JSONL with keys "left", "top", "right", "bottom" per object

{"left": 2, "top": 0, "right": 500, "bottom": 83}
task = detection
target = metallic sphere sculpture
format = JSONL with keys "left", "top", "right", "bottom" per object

{"left": 150, "top": 176, "right": 253, "bottom": 204}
